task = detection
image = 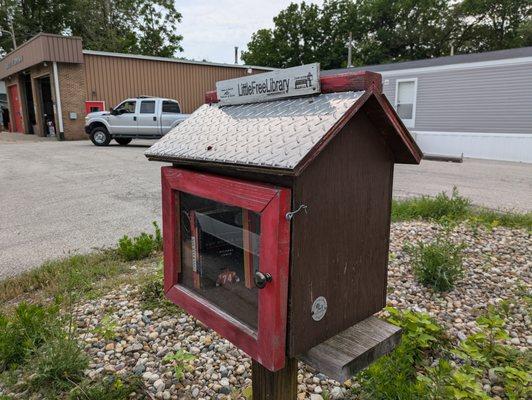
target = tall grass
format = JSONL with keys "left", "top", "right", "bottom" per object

{"left": 392, "top": 188, "right": 531, "bottom": 230}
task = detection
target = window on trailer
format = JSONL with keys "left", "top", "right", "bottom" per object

{"left": 395, "top": 78, "right": 417, "bottom": 128}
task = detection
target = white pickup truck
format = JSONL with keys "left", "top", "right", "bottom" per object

{"left": 85, "top": 96, "right": 189, "bottom": 146}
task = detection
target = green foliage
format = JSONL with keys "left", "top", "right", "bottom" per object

{"left": 418, "top": 360, "right": 489, "bottom": 400}
{"left": 68, "top": 374, "right": 144, "bottom": 400}
{"left": 139, "top": 259, "right": 178, "bottom": 312}
{"left": 470, "top": 208, "right": 532, "bottom": 230}
{"left": 242, "top": 0, "right": 532, "bottom": 68}
{"left": 117, "top": 222, "right": 162, "bottom": 261}
{"left": 456, "top": 0, "right": 532, "bottom": 52}
{"left": 0, "top": 250, "right": 131, "bottom": 305}
{"left": 405, "top": 236, "right": 465, "bottom": 292}
{"left": 163, "top": 350, "right": 196, "bottom": 381}
{"left": 0, "top": 301, "right": 88, "bottom": 396}
{"left": 355, "top": 308, "right": 447, "bottom": 399}
{"left": 392, "top": 188, "right": 470, "bottom": 223}
{"left": 0, "top": 302, "right": 59, "bottom": 371}
{"left": 92, "top": 315, "right": 118, "bottom": 341}
{"left": 27, "top": 334, "right": 89, "bottom": 394}
{"left": 0, "top": 0, "right": 183, "bottom": 57}
{"left": 356, "top": 306, "right": 531, "bottom": 400}
{"left": 392, "top": 188, "right": 532, "bottom": 230}
{"left": 493, "top": 365, "right": 532, "bottom": 400}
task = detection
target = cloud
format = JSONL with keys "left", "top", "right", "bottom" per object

{"left": 176, "top": 0, "right": 323, "bottom": 64}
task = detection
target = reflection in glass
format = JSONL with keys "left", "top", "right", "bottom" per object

{"left": 179, "top": 192, "right": 260, "bottom": 329}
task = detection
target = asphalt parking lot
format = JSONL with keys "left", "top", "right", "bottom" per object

{"left": 1, "top": 138, "right": 531, "bottom": 279}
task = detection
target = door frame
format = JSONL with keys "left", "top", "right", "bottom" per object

{"left": 161, "top": 167, "right": 291, "bottom": 371}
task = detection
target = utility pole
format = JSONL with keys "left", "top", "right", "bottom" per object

{"left": 346, "top": 32, "right": 354, "bottom": 68}
{"left": 234, "top": 46, "right": 238, "bottom": 64}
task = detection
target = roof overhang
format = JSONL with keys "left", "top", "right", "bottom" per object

{"left": 0, "top": 33, "right": 83, "bottom": 80}
{"left": 146, "top": 71, "right": 422, "bottom": 175}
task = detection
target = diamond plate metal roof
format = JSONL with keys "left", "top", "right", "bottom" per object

{"left": 145, "top": 91, "right": 365, "bottom": 170}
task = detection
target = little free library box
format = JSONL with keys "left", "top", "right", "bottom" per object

{"left": 145, "top": 63, "right": 422, "bottom": 383}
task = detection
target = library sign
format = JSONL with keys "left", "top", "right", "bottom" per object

{"left": 216, "top": 63, "right": 320, "bottom": 105}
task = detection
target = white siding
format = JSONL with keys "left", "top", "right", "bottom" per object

{"left": 381, "top": 60, "right": 532, "bottom": 162}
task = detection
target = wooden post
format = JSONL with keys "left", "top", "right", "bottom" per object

{"left": 252, "top": 358, "right": 298, "bottom": 400}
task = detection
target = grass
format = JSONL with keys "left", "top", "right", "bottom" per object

{"left": 0, "top": 250, "right": 159, "bottom": 309}
{"left": 0, "top": 302, "right": 59, "bottom": 371}
{"left": 0, "top": 226, "right": 164, "bottom": 399}
{"left": 405, "top": 236, "right": 465, "bottom": 292}
{"left": 68, "top": 375, "right": 144, "bottom": 400}
{"left": 392, "top": 188, "right": 532, "bottom": 230}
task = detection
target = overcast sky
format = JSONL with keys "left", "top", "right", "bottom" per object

{"left": 177, "top": 0, "right": 323, "bottom": 65}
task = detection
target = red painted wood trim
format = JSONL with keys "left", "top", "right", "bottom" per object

{"left": 162, "top": 167, "right": 279, "bottom": 213}
{"left": 321, "top": 71, "right": 382, "bottom": 94}
{"left": 162, "top": 170, "right": 179, "bottom": 292}
{"left": 161, "top": 166, "right": 291, "bottom": 371}
{"left": 205, "top": 90, "right": 218, "bottom": 104}
{"left": 257, "top": 187, "right": 291, "bottom": 370}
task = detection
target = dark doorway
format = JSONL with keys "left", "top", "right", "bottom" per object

{"left": 37, "top": 76, "right": 55, "bottom": 137}
{"left": 22, "top": 73, "right": 36, "bottom": 134}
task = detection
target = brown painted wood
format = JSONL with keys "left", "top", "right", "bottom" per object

{"left": 288, "top": 111, "right": 395, "bottom": 356}
{"left": 298, "top": 316, "right": 402, "bottom": 383}
{"left": 252, "top": 358, "right": 298, "bottom": 400}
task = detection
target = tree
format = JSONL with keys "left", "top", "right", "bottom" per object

{"left": 455, "top": 0, "right": 531, "bottom": 52}
{"left": 242, "top": 0, "right": 531, "bottom": 69}
{"left": 241, "top": 2, "right": 323, "bottom": 68}
{"left": 0, "top": 0, "right": 183, "bottom": 57}
{"left": 0, "top": 0, "right": 74, "bottom": 55}
{"left": 353, "top": 0, "right": 456, "bottom": 65}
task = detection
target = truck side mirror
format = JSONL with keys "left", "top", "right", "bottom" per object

{"left": 110, "top": 108, "right": 118, "bottom": 116}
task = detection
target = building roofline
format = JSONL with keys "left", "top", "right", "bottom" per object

{"left": 82, "top": 50, "right": 274, "bottom": 71}
{"left": 322, "top": 46, "right": 532, "bottom": 76}
{"left": 0, "top": 32, "right": 82, "bottom": 60}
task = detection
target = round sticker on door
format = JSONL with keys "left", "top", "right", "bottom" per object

{"left": 311, "top": 296, "right": 327, "bottom": 321}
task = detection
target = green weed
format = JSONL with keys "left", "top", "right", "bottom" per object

{"left": 117, "top": 222, "right": 162, "bottom": 261}
{"left": 139, "top": 261, "right": 179, "bottom": 313}
{"left": 26, "top": 334, "right": 89, "bottom": 394}
{"left": 68, "top": 374, "right": 144, "bottom": 400}
{"left": 163, "top": 350, "right": 196, "bottom": 381}
{"left": 0, "top": 302, "right": 59, "bottom": 371}
{"left": 392, "top": 187, "right": 470, "bottom": 223}
{"left": 405, "top": 236, "right": 465, "bottom": 292}
{"left": 392, "top": 188, "right": 531, "bottom": 230}
{"left": 355, "top": 306, "right": 531, "bottom": 400}
{"left": 92, "top": 315, "right": 118, "bottom": 341}
{"left": 354, "top": 308, "right": 447, "bottom": 400}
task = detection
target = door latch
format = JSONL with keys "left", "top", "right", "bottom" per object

{"left": 254, "top": 271, "right": 272, "bottom": 289}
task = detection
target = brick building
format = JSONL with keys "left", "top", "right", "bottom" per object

{"left": 0, "top": 33, "right": 271, "bottom": 140}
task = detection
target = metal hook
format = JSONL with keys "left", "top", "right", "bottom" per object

{"left": 286, "top": 204, "right": 308, "bottom": 221}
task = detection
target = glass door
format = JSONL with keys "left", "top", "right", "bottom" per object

{"left": 161, "top": 167, "right": 291, "bottom": 372}
{"left": 180, "top": 193, "right": 261, "bottom": 329}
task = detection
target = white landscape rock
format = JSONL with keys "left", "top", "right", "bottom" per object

{"left": 52, "top": 221, "right": 530, "bottom": 399}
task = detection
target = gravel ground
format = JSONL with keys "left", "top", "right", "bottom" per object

{"left": 66, "top": 221, "right": 531, "bottom": 400}
{"left": 2, "top": 221, "right": 529, "bottom": 399}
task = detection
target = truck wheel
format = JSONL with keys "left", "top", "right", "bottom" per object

{"left": 115, "top": 138, "right": 132, "bottom": 146}
{"left": 90, "top": 126, "right": 111, "bottom": 146}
